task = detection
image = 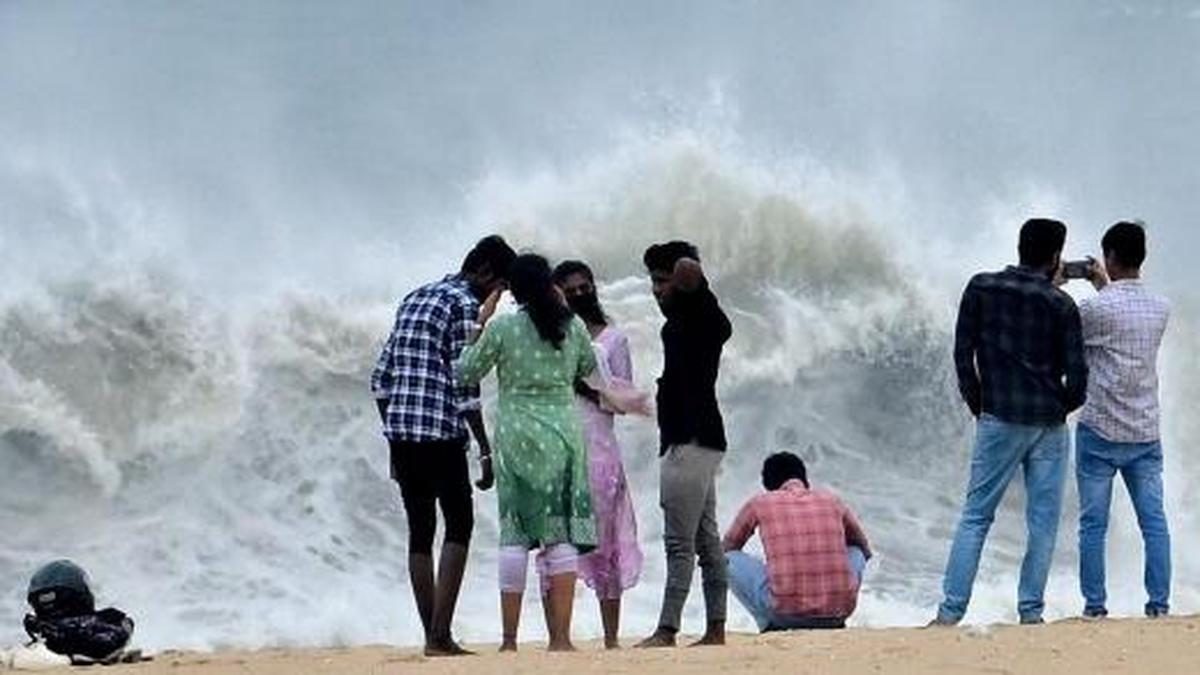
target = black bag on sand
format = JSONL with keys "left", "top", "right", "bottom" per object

{"left": 23, "top": 560, "right": 136, "bottom": 664}
{"left": 24, "top": 609, "right": 135, "bottom": 663}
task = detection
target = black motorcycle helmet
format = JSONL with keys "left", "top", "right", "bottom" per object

{"left": 27, "top": 560, "right": 95, "bottom": 620}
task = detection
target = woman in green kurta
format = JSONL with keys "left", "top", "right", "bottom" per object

{"left": 456, "top": 253, "right": 597, "bottom": 652}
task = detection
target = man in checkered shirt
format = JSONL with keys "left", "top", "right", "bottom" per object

{"left": 371, "top": 234, "right": 515, "bottom": 656}
{"left": 933, "top": 218, "right": 1088, "bottom": 626}
{"left": 723, "top": 452, "right": 872, "bottom": 631}
{"left": 1075, "top": 221, "right": 1172, "bottom": 619}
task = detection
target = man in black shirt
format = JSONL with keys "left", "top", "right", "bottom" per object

{"left": 933, "top": 218, "right": 1088, "bottom": 626}
{"left": 636, "top": 241, "right": 732, "bottom": 649}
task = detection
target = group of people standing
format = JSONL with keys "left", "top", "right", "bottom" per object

{"left": 371, "top": 237, "right": 872, "bottom": 655}
{"left": 933, "top": 218, "right": 1172, "bottom": 626}
{"left": 370, "top": 217, "right": 1172, "bottom": 655}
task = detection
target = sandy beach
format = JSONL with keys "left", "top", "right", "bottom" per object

{"left": 77, "top": 617, "right": 1199, "bottom": 674}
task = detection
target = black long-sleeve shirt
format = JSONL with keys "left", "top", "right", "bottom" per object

{"left": 954, "top": 266, "right": 1088, "bottom": 425}
{"left": 656, "top": 283, "right": 733, "bottom": 454}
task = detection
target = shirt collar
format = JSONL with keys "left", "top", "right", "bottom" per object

{"left": 443, "top": 274, "right": 471, "bottom": 290}
{"left": 1006, "top": 265, "right": 1052, "bottom": 282}
{"left": 780, "top": 479, "right": 809, "bottom": 493}
{"left": 1107, "top": 278, "right": 1143, "bottom": 289}
{"left": 439, "top": 275, "right": 480, "bottom": 305}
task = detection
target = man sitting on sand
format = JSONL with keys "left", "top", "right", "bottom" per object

{"left": 723, "top": 452, "right": 872, "bottom": 631}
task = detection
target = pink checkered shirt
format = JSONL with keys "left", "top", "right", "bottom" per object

{"left": 723, "top": 480, "right": 871, "bottom": 619}
{"left": 1078, "top": 280, "right": 1170, "bottom": 443}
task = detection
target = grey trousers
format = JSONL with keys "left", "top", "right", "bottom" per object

{"left": 657, "top": 443, "right": 727, "bottom": 631}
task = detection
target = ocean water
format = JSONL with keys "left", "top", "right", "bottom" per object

{"left": 2, "top": 0, "right": 1199, "bottom": 651}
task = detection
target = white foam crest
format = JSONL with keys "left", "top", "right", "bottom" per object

{"left": 478, "top": 132, "right": 906, "bottom": 291}
{"left": 722, "top": 286, "right": 930, "bottom": 388}
{"left": 0, "top": 359, "right": 120, "bottom": 495}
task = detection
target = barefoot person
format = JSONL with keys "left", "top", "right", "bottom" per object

{"left": 456, "top": 254, "right": 598, "bottom": 652}
{"left": 636, "top": 241, "right": 733, "bottom": 649}
{"left": 1075, "top": 222, "right": 1172, "bottom": 618}
{"left": 370, "top": 234, "right": 515, "bottom": 656}
{"left": 552, "top": 260, "right": 647, "bottom": 649}
{"left": 932, "top": 219, "right": 1088, "bottom": 626}
{"left": 724, "top": 452, "right": 872, "bottom": 631}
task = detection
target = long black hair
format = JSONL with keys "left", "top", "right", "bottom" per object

{"left": 509, "top": 253, "right": 573, "bottom": 349}
{"left": 551, "top": 259, "right": 593, "bottom": 286}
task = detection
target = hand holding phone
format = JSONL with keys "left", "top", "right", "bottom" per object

{"left": 1061, "top": 259, "right": 1093, "bottom": 280}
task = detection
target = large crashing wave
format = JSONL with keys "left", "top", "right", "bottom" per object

{"left": 3, "top": 138, "right": 1198, "bottom": 650}
{"left": 0, "top": 273, "right": 408, "bottom": 649}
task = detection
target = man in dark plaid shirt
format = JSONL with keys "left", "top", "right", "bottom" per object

{"left": 953, "top": 253, "right": 1088, "bottom": 425}
{"left": 371, "top": 234, "right": 515, "bottom": 656}
{"left": 933, "top": 218, "right": 1087, "bottom": 627}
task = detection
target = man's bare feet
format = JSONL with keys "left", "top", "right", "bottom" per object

{"left": 688, "top": 633, "right": 725, "bottom": 647}
{"left": 547, "top": 641, "right": 577, "bottom": 652}
{"left": 499, "top": 641, "right": 518, "bottom": 653}
{"left": 688, "top": 621, "right": 725, "bottom": 647}
{"left": 424, "top": 638, "right": 474, "bottom": 657}
{"left": 604, "top": 639, "right": 621, "bottom": 650}
{"left": 634, "top": 629, "right": 677, "bottom": 649}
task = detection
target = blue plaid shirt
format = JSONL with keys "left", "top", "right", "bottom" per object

{"left": 371, "top": 275, "right": 481, "bottom": 442}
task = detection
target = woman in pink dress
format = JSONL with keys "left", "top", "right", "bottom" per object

{"left": 552, "top": 260, "right": 646, "bottom": 649}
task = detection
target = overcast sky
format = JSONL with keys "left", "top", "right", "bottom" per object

{"left": 2, "top": 1, "right": 1197, "bottom": 295}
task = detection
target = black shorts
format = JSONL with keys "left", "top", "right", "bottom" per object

{"left": 389, "top": 438, "right": 474, "bottom": 553}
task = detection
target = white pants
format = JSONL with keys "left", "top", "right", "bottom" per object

{"left": 498, "top": 544, "right": 579, "bottom": 593}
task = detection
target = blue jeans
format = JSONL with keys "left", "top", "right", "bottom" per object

{"left": 1076, "top": 423, "right": 1171, "bottom": 615}
{"left": 938, "top": 415, "right": 1068, "bottom": 623}
{"left": 726, "top": 547, "right": 867, "bottom": 631}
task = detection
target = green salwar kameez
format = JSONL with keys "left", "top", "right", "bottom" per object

{"left": 457, "top": 312, "right": 598, "bottom": 551}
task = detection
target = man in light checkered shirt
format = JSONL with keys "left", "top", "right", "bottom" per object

{"left": 1076, "top": 221, "right": 1172, "bottom": 619}
{"left": 371, "top": 234, "right": 516, "bottom": 656}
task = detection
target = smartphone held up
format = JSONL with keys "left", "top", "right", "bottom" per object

{"left": 1061, "top": 259, "right": 1094, "bottom": 281}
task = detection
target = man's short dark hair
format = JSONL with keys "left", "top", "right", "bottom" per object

{"left": 1102, "top": 221, "right": 1147, "bottom": 270}
{"left": 643, "top": 240, "right": 700, "bottom": 274}
{"left": 762, "top": 452, "right": 808, "bottom": 491}
{"left": 462, "top": 235, "right": 517, "bottom": 279}
{"left": 1017, "top": 218, "right": 1067, "bottom": 268}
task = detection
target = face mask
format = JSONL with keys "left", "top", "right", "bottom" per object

{"left": 567, "top": 291, "right": 605, "bottom": 323}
